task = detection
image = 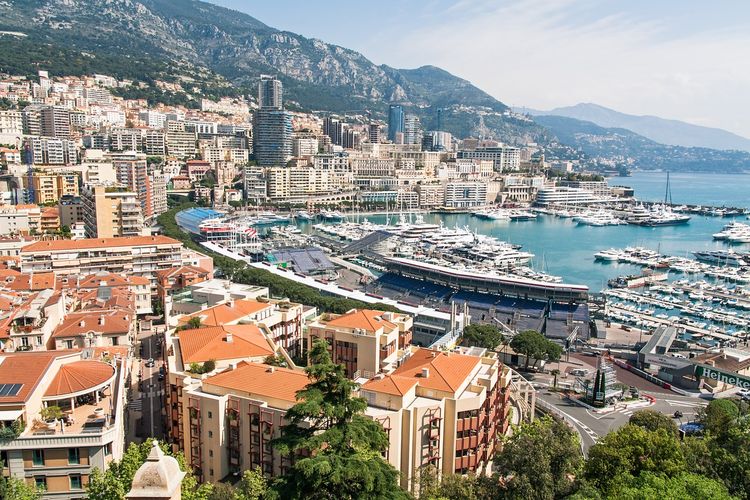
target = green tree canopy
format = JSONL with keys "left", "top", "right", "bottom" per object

{"left": 87, "top": 439, "right": 212, "bottom": 500}
{"left": 494, "top": 416, "right": 583, "bottom": 499}
{"left": 606, "top": 471, "right": 734, "bottom": 500}
{"left": 509, "top": 330, "right": 561, "bottom": 370}
{"left": 701, "top": 399, "right": 740, "bottom": 435}
{"left": 0, "top": 476, "right": 43, "bottom": 500}
{"left": 628, "top": 409, "right": 679, "bottom": 437}
{"left": 461, "top": 324, "right": 505, "bottom": 350}
{"left": 269, "top": 339, "right": 409, "bottom": 499}
{"left": 583, "top": 424, "right": 686, "bottom": 495}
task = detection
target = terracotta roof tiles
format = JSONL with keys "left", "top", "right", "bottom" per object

{"left": 204, "top": 362, "right": 308, "bottom": 403}
{"left": 178, "top": 324, "right": 273, "bottom": 364}
{"left": 177, "top": 299, "right": 272, "bottom": 327}
{"left": 22, "top": 235, "right": 181, "bottom": 253}
{"left": 44, "top": 360, "right": 116, "bottom": 397}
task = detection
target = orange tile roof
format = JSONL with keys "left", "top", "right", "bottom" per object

{"left": 44, "top": 360, "right": 116, "bottom": 397}
{"left": 6, "top": 272, "right": 56, "bottom": 291}
{"left": 53, "top": 310, "right": 133, "bottom": 339}
{"left": 177, "top": 299, "right": 272, "bottom": 327}
{"left": 178, "top": 324, "right": 273, "bottom": 364}
{"left": 14, "top": 204, "right": 39, "bottom": 211}
{"left": 386, "top": 348, "right": 479, "bottom": 394}
{"left": 361, "top": 374, "right": 418, "bottom": 396}
{"left": 22, "top": 235, "right": 181, "bottom": 253}
{"left": 0, "top": 269, "right": 22, "bottom": 278}
{"left": 324, "top": 309, "right": 397, "bottom": 333}
{"left": 155, "top": 265, "right": 209, "bottom": 279}
{"left": 204, "top": 362, "right": 308, "bottom": 403}
{"left": 0, "top": 351, "right": 64, "bottom": 403}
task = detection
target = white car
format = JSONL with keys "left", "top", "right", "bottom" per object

{"left": 738, "top": 389, "right": 750, "bottom": 401}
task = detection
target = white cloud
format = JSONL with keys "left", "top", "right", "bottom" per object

{"left": 378, "top": 0, "right": 750, "bottom": 136}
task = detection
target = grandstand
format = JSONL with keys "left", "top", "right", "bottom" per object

{"left": 269, "top": 247, "right": 335, "bottom": 276}
{"left": 367, "top": 273, "right": 589, "bottom": 340}
{"left": 373, "top": 273, "right": 453, "bottom": 300}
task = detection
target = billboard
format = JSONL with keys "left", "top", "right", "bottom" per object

{"left": 694, "top": 364, "right": 750, "bottom": 390}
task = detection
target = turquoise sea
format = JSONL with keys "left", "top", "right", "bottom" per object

{"left": 329, "top": 172, "right": 750, "bottom": 292}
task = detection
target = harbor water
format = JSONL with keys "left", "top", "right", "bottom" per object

{"left": 302, "top": 172, "right": 750, "bottom": 291}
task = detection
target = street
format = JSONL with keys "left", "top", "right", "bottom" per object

{"left": 528, "top": 353, "right": 708, "bottom": 452}
{"left": 129, "top": 325, "right": 165, "bottom": 442}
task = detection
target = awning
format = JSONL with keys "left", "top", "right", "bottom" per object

{"left": 0, "top": 409, "right": 23, "bottom": 421}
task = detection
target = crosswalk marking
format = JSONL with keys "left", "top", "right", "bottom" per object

{"left": 664, "top": 399, "right": 706, "bottom": 408}
{"left": 129, "top": 399, "right": 143, "bottom": 411}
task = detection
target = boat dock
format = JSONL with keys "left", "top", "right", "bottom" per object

{"left": 607, "top": 304, "right": 736, "bottom": 343}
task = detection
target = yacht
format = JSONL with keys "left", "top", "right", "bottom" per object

{"left": 295, "top": 210, "right": 315, "bottom": 221}
{"left": 594, "top": 249, "right": 622, "bottom": 262}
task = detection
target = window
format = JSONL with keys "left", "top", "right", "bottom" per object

{"left": 207, "top": 411, "right": 212, "bottom": 419}
{"left": 70, "top": 475, "right": 82, "bottom": 490}
{"left": 209, "top": 450, "right": 213, "bottom": 457}
{"left": 208, "top": 431, "right": 213, "bottom": 438}
{"left": 34, "top": 477, "right": 47, "bottom": 490}
{"left": 65, "top": 340, "right": 74, "bottom": 349}
{"left": 68, "top": 448, "right": 80, "bottom": 465}
{"left": 209, "top": 468, "right": 214, "bottom": 477}
{"left": 32, "top": 449, "right": 44, "bottom": 466}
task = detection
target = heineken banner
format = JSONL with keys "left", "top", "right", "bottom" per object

{"left": 694, "top": 364, "right": 750, "bottom": 390}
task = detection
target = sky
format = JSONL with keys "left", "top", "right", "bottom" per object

{"left": 209, "top": 0, "right": 750, "bottom": 137}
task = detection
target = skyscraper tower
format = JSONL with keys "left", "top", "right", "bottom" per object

{"left": 258, "top": 75, "right": 282, "bottom": 109}
{"left": 387, "top": 104, "right": 404, "bottom": 142}
{"left": 253, "top": 76, "right": 292, "bottom": 166}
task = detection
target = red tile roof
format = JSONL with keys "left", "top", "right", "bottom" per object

{"left": 22, "top": 235, "right": 181, "bottom": 253}
{"left": 53, "top": 310, "right": 133, "bottom": 339}
{"left": 204, "top": 362, "right": 308, "bottom": 403}
{"left": 365, "top": 349, "right": 480, "bottom": 395}
{"left": 0, "top": 351, "right": 65, "bottom": 403}
{"left": 323, "top": 309, "right": 397, "bottom": 333}
{"left": 178, "top": 324, "right": 273, "bottom": 364}
{"left": 44, "top": 360, "right": 116, "bottom": 397}
{"left": 177, "top": 299, "right": 272, "bottom": 327}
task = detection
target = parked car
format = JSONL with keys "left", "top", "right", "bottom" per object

{"left": 738, "top": 389, "right": 750, "bottom": 401}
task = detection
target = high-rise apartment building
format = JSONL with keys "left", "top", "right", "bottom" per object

{"left": 81, "top": 185, "right": 145, "bottom": 238}
{"left": 26, "top": 171, "right": 80, "bottom": 204}
{"left": 20, "top": 235, "right": 183, "bottom": 283}
{"left": 253, "top": 111, "right": 292, "bottom": 166}
{"left": 323, "top": 117, "right": 344, "bottom": 146}
{"left": 112, "top": 153, "right": 153, "bottom": 220}
{"left": 368, "top": 123, "right": 381, "bottom": 144}
{"left": 388, "top": 104, "right": 404, "bottom": 142}
{"left": 258, "top": 75, "right": 282, "bottom": 109}
{"left": 403, "top": 115, "right": 422, "bottom": 145}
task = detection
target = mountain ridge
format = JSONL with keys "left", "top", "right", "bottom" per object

{"left": 534, "top": 114, "right": 750, "bottom": 173}
{"left": 0, "top": 0, "right": 549, "bottom": 144}
{"left": 526, "top": 103, "right": 750, "bottom": 152}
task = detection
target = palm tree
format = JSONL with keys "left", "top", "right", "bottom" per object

{"left": 551, "top": 369, "right": 560, "bottom": 389}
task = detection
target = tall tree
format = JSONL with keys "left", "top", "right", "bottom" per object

{"left": 628, "top": 409, "right": 679, "bottom": 436}
{"left": 270, "top": 339, "right": 409, "bottom": 499}
{"left": 583, "top": 424, "right": 686, "bottom": 495}
{"left": 606, "top": 471, "right": 734, "bottom": 500}
{"left": 509, "top": 330, "right": 560, "bottom": 370}
{"left": 701, "top": 399, "right": 740, "bottom": 436}
{"left": 461, "top": 324, "right": 504, "bottom": 350}
{"left": 0, "top": 476, "right": 43, "bottom": 500}
{"left": 494, "top": 416, "right": 583, "bottom": 499}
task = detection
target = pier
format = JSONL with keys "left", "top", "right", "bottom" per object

{"left": 607, "top": 304, "right": 737, "bottom": 343}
